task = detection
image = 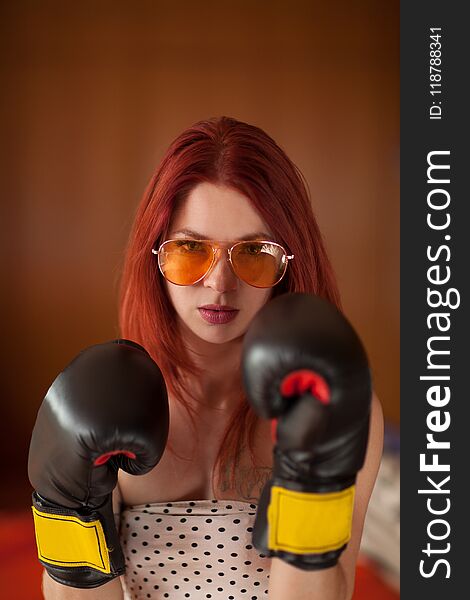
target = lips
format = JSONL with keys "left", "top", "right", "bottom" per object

{"left": 198, "top": 304, "right": 239, "bottom": 325}
{"left": 199, "top": 304, "right": 238, "bottom": 311}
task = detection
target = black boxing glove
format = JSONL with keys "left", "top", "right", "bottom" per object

{"left": 242, "top": 293, "right": 371, "bottom": 570}
{"left": 28, "top": 339, "right": 169, "bottom": 588}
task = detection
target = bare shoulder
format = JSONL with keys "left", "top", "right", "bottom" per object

{"left": 338, "top": 391, "right": 385, "bottom": 596}
{"left": 358, "top": 391, "right": 385, "bottom": 495}
{"left": 112, "top": 478, "right": 123, "bottom": 515}
{"left": 351, "top": 391, "right": 384, "bottom": 525}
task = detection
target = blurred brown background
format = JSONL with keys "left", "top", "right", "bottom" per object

{"left": 0, "top": 0, "right": 399, "bottom": 509}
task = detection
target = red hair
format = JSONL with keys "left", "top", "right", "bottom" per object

{"left": 118, "top": 116, "right": 341, "bottom": 495}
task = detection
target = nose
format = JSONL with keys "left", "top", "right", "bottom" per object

{"left": 202, "top": 248, "right": 238, "bottom": 293}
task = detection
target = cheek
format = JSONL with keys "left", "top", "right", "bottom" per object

{"left": 165, "top": 283, "right": 192, "bottom": 315}
{"left": 244, "top": 287, "right": 273, "bottom": 314}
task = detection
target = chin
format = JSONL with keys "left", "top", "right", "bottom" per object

{"left": 196, "top": 327, "right": 244, "bottom": 345}
{"left": 186, "top": 319, "right": 245, "bottom": 345}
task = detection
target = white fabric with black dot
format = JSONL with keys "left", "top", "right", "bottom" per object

{"left": 119, "top": 499, "right": 271, "bottom": 599}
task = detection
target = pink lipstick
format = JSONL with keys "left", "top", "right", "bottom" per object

{"left": 198, "top": 304, "right": 239, "bottom": 325}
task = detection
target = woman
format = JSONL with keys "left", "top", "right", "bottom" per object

{"left": 43, "top": 116, "right": 383, "bottom": 600}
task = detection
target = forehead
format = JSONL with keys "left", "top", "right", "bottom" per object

{"left": 168, "top": 182, "right": 272, "bottom": 239}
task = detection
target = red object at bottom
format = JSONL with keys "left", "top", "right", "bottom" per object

{"left": 0, "top": 511, "right": 44, "bottom": 599}
{"left": 353, "top": 557, "right": 400, "bottom": 600}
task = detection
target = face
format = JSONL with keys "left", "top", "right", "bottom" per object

{"left": 163, "top": 182, "right": 274, "bottom": 345}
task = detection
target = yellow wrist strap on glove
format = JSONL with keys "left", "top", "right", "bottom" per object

{"left": 32, "top": 503, "right": 111, "bottom": 574}
{"left": 267, "top": 484, "right": 355, "bottom": 554}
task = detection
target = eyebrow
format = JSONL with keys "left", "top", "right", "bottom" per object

{"left": 170, "top": 228, "right": 273, "bottom": 241}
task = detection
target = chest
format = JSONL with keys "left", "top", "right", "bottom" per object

{"left": 118, "top": 402, "right": 273, "bottom": 506}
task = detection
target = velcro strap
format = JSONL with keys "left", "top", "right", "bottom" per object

{"left": 267, "top": 485, "right": 355, "bottom": 554}
{"left": 32, "top": 504, "right": 111, "bottom": 574}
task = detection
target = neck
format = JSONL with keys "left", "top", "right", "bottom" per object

{"left": 178, "top": 321, "right": 244, "bottom": 411}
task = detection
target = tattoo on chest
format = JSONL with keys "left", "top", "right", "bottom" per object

{"left": 220, "top": 464, "right": 272, "bottom": 502}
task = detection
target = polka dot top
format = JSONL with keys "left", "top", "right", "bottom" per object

{"left": 119, "top": 499, "right": 271, "bottom": 600}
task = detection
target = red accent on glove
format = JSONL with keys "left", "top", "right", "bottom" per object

{"left": 93, "top": 450, "right": 137, "bottom": 466}
{"left": 280, "top": 370, "right": 330, "bottom": 405}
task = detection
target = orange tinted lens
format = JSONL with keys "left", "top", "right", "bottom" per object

{"left": 159, "top": 240, "right": 213, "bottom": 285}
{"left": 231, "top": 242, "right": 286, "bottom": 287}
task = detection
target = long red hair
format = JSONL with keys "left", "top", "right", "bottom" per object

{"left": 118, "top": 116, "right": 341, "bottom": 495}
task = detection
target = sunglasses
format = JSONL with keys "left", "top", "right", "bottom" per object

{"left": 151, "top": 239, "right": 294, "bottom": 288}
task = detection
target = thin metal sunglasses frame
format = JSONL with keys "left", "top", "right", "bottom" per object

{"left": 151, "top": 238, "right": 294, "bottom": 287}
